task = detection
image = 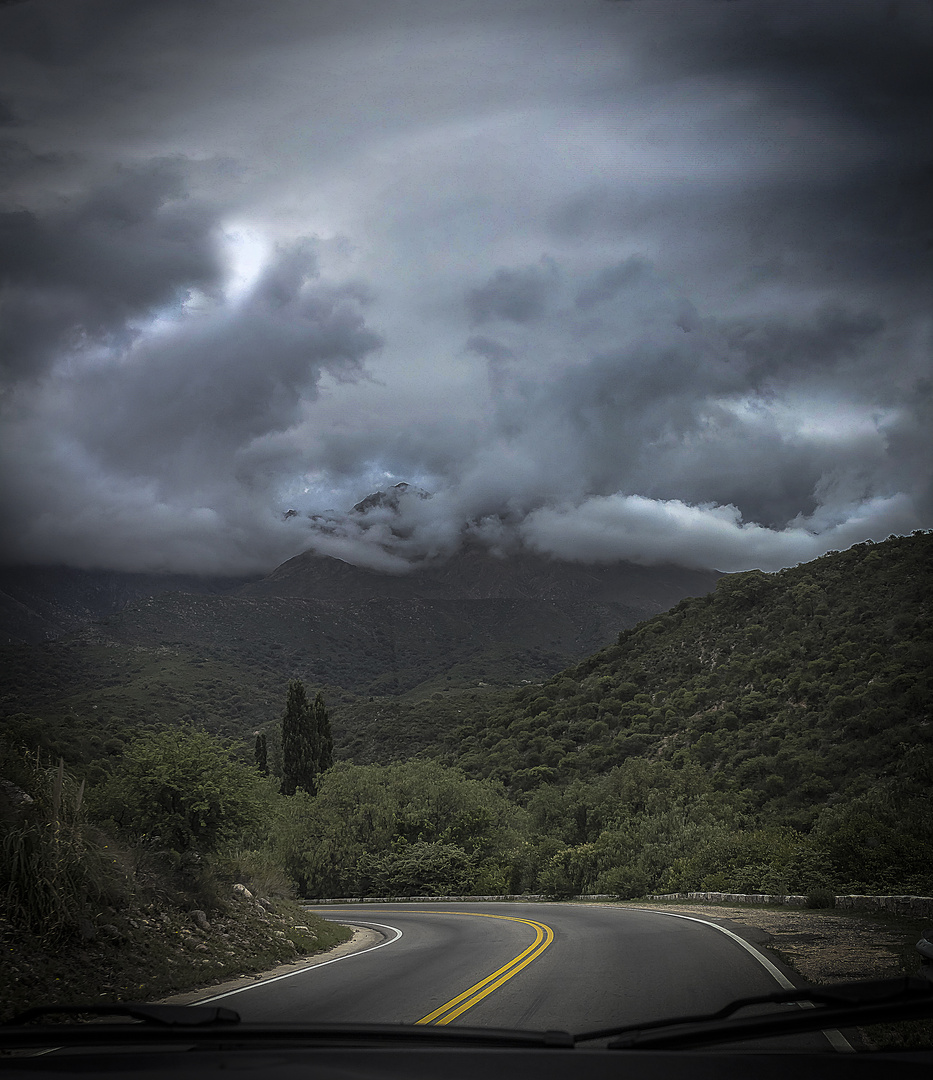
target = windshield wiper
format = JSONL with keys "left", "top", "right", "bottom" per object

{"left": 5, "top": 979, "right": 930, "bottom": 1054}
{"left": 8, "top": 1004, "right": 240, "bottom": 1028}
{"left": 1, "top": 1007, "right": 573, "bottom": 1051}
{"left": 575, "top": 976, "right": 933, "bottom": 1049}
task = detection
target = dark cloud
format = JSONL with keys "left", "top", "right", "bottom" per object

{"left": 690, "top": 0, "right": 932, "bottom": 142}
{"left": 574, "top": 0, "right": 933, "bottom": 301}
{"left": 0, "top": 0, "right": 226, "bottom": 68}
{"left": 714, "top": 305, "right": 887, "bottom": 385}
{"left": 0, "top": 228, "right": 382, "bottom": 572}
{"left": 0, "top": 160, "right": 221, "bottom": 379}
{"left": 467, "top": 258, "right": 560, "bottom": 325}
{"left": 69, "top": 247, "right": 381, "bottom": 480}
{"left": 575, "top": 257, "right": 651, "bottom": 311}
{"left": 0, "top": 0, "right": 928, "bottom": 575}
{"left": 290, "top": 237, "right": 925, "bottom": 566}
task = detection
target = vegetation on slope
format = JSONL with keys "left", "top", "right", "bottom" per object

{"left": 0, "top": 600, "right": 590, "bottom": 767}
{"left": 0, "top": 549, "right": 718, "bottom": 762}
{"left": 0, "top": 739, "right": 350, "bottom": 1019}
{"left": 444, "top": 532, "right": 932, "bottom": 895}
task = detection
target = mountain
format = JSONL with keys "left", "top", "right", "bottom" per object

{"left": 0, "top": 565, "right": 258, "bottom": 643}
{"left": 449, "top": 531, "right": 932, "bottom": 828}
{"left": 3, "top": 534, "right": 928, "bottom": 929}
{"left": 349, "top": 481, "right": 431, "bottom": 515}
{"left": 239, "top": 543, "right": 717, "bottom": 609}
{"left": 0, "top": 541, "right": 719, "bottom": 765}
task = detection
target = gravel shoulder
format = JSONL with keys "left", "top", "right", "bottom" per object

{"left": 622, "top": 900, "right": 915, "bottom": 984}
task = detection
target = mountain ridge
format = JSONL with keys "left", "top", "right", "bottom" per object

{"left": 0, "top": 542, "right": 720, "bottom": 644}
{"left": 0, "top": 565, "right": 259, "bottom": 644}
{"left": 238, "top": 543, "right": 720, "bottom": 609}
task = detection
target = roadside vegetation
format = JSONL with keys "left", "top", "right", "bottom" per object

{"left": 0, "top": 731, "right": 350, "bottom": 1020}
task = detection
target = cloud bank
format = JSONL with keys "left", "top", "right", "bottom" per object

{"left": 0, "top": 0, "right": 929, "bottom": 574}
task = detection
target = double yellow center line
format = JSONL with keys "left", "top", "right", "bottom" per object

{"left": 414, "top": 912, "right": 554, "bottom": 1026}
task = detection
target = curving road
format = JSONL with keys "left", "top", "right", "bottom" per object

{"left": 197, "top": 902, "right": 848, "bottom": 1051}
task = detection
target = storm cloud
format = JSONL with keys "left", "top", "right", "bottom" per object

{"left": 0, "top": 0, "right": 929, "bottom": 574}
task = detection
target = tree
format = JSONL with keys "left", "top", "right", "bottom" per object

{"left": 280, "top": 680, "right": 314, "bottom": 796}
{"left": 312, "top": 693, "right": 333, "bottom": 773}
{"left": 357, "top": 841, "right": 475, "bottom": 897}
{"left": 96, "top": 729, "right": 269, "bottom": 853}
{"left": 280, "top": 681, "right": 332, "bottom": 796}
{"left": 254, "top": 732, "right": 268, "bottom": 775}
{"left": 273, "top": 760, "right": 523, "bottom": 897}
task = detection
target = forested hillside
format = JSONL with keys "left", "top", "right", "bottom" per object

{"left": 453, "top": 532, "right": 930, "bottom": 808}
{"left": 439, "top": 532, "right": 932, "bottom": 896}
{"left": 0, "top": 548, "right": 718, "bottom": 765}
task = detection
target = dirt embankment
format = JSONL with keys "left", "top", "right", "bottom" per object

{"left": 0, "top": 886, "right": 353, "bottom": 1021}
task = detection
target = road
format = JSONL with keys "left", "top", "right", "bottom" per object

{"left": 199, "top": 902, "right": 848, "bottom": 1051}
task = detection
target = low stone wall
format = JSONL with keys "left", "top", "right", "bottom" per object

{"left": 835, "top": 894, "right": 933, "bottom": 919}
{"left": 305, "top": 891, "right": 933, "bottom": 917}
{"left": 304, "top": 894, "right": 625, "bottom": 904}
{"left": 649, "top": 891, "right": 933, "bottom": 918}
{"left": 304, "top": 894, "right": 548, "bottom": 904}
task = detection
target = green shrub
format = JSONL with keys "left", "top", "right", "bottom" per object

{"left": 212, "top": 848, "right": 296, "bottom": 900}
{"left": 94, "top": 729, "right": 273, "bottom": 853}
{"left": 356, "top": 841, "right": 476, "bottom": 897}
{"left": 805, "top": 888, "right": 836, "bottom": 909}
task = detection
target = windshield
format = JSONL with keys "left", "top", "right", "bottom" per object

{"left": 0, "top": 0, "right": 930, "bottom": 1061}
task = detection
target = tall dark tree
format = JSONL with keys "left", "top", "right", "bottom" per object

{"left": 254, "top": 731, "right": 268, "bottom": 775}
{"left": 312, "top": 692, "right": 333, "bottom": 773}
{"left": 280, "top": 680, "right": 333, "bottom": 795}
{"left": 280, "top": 680, "right": 315, "bottom": 796}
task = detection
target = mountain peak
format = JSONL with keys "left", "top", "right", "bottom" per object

{"left": 351, "top": 482, "right": 431, "bottom": 515}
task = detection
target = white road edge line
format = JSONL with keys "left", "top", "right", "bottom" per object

{"left": 195, "top": 922, "right": 404, "bottom": 1004}
{"left": 647, "top": 909, "right": 854, "bottom": 1053}
{"left": 27, "top": 923, "right": 403, "bottom": 1054}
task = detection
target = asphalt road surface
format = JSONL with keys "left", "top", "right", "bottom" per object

{"left": 200, "top": 902, "right": 849, "bottom": 1052}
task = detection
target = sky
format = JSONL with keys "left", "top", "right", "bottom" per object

{"left": 0, "top": 0, "right": 930, "bottom": 576}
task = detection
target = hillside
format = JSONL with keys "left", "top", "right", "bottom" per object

{"left": 450, "top": 532, "right": 932, "bottom": 828}
{"left": 241, "top": 544, "right": 716, "bottom": 609}
{"left": 0, "top": 565, "right": 258, "bottom": 643}
{"left": 0, "top": 547, "right": 719, "bottom": 766}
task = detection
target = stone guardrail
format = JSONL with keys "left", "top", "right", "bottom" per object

{"left": 648, "top": 891, "right": 933, "bottom": 918}
{"left": 303, "top": 894, "right": 619, "bottom": 904}
{"left": 305, "top": 892, "right": 933, "bottom": 917}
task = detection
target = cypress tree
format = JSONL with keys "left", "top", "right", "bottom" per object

{"left": 254, "top": 732, "right": 268, "bottom": 775}
{"left": 280, "top": 679, "right": 314, "bottom": 796}
{"left": 312, "top": 692, "right": 333, "bottom": 773}
{"left": 280, "top": 681, "right": 334, "bottom": 796}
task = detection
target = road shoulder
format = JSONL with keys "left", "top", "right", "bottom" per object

{"left": 155, "top": 923, "right": 381, "bottom": 1005}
